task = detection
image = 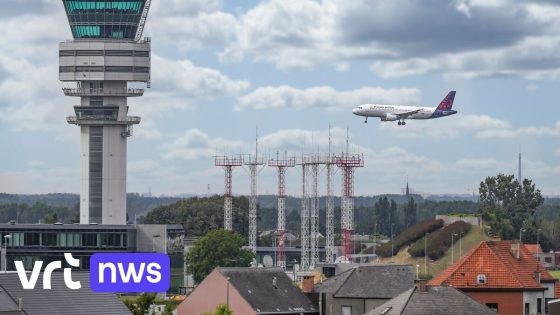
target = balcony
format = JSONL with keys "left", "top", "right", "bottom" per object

{"left": 67, "top": 116, "right": 141, "bottom": 126}
{"left": 62, "top": 87, "right": 144, "bottom": 97}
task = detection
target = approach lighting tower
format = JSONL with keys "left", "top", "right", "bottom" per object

{"left": 59, "top": 0, "right": 152, "bottom": 224}
{"left": 334, "top": 133, "right": 364, "bottom": 260}
{"left": 268, "top": 153, "right": 296, "bottom": 269}
{"left": 243, "top": 129, "right": 265, "bottom": 253}
{"left": 215, "top": 155, "right": 243, "bottom": 230}
{"left": 325, "top": 128, "right": 336, "bottom": 263}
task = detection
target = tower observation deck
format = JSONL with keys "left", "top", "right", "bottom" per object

{"left": 59, "top": 0, "right": 152, "bottom": 224}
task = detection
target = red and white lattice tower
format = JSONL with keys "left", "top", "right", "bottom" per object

{"left": 243, "top": 130, "right": 265, "bottom": 253}
{"left": 334, "top": 133, "right": 364, "bottom": 260}
{"left": 215, "top": 155, "right": 243, "bottom": 230}
{"left": 268, "top": 153, "right": 296, "bottom": 269}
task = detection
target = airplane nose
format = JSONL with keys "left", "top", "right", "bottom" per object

{"left": 352, "top": 108, "right": 359, "bottom": 114}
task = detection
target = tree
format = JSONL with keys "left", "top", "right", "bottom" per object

{"left": 124, "top": 293, "right": 156, "bottom": 315}
{"left": 202, "top": 304, "right": 233, "bottom": 315}
{"left": 479, "top": 174, "right": 544, "bottom": 240}
{"left": 186, "top": 229, "right": 255, "bottom": 283}
{"left": 404, "top": 198, "right": 417, "bottom": 229}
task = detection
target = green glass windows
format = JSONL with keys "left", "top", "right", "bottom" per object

{"left": 64, "top": 1, "right": 143, "bottom": 14}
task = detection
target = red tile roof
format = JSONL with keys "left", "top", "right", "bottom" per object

{"left": 525, "top": 244, "right": 543, "bottom": 255}
{"left": 429, "top": 240, "right": 554, "bottom": 290}
{"left": 556, "top": 282, "right": 560, "bottom": 298}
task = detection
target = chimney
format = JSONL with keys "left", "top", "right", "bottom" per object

{"left": 417, "top": 280, "right": 428, "bottom": 292}
{"left": 510, "top": 243, "right": 520, "bottom": 259}
{"left": 18, "top": 297, "right": 22, "bottom": 311}
{"left": 302, "top": 275, "right": 314, "bottom": 293}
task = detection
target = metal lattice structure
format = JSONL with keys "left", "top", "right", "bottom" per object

{"left": 325, "top": 157, "right": 336, "bottom": 263}
{"left": 243, "top": 131, "right": 265, "bottom": 253}
{"left": 268, "top": 153, "right": 296, "bottom": 269}
{"left": 215, "top": 156, "right": 243, "bottom": 230}
{"left": 334, "top": 153, "right": 364, "bottom": 260}
{"left": 300, "top": 163, "right": 310, "bottom": 271}
{"left": 310, "top": 163, "right": 319, "bottom": 269}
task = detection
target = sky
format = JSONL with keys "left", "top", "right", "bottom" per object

{"left": 0, "top": 0, "right": 559, "bottom": 197}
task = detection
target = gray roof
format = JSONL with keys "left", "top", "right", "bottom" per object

{"left": 366, "top": 286, "right": 497, "bottom": 315}
{"left": 219, "top": 268, "right": 318, "bottom": 314}
{"left": 0, "top": 283, "right": 22, "bottom": 313}
{"left": 315, "top": 265, "right": 414, "bottom": 299}
{"left": 0, "top": 272, "right": 131, "bottom": 315}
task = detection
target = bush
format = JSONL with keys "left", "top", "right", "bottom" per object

{"left": 408, "top": 221, "right": 471, "bottom": 260}
{"left": 375, "top": 219, "right": 444, "bottom": 257}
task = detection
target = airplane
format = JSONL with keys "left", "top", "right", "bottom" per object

{"left": 352, "top": 91, "right": 457, "bottom": 126}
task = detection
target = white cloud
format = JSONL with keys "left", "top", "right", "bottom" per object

{"left": 379, "top": 114, "right": 560, "bottom": 139}
{"left": 236, "top": 86, "right": 421, "bottom": 111}
{"left": 159, "top": 129, "right": 248, "bottom": 161}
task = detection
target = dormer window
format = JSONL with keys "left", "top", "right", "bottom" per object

{"left": 477, "top": 274, "right": 487, "bottom": 284}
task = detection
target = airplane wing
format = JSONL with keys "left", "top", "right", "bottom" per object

{"left": 395, "top": 109, "right": 422, "bottom": 119}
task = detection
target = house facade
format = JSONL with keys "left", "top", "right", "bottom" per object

{"left": 430, "top": 240, "right": 560, "bottom": 315}
{"left": 315, "top": 265, "right": 414, "bottom": 315}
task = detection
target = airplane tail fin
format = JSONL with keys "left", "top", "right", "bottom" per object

{"left": 436, "top": 91, "right": 456, "bottom": 110}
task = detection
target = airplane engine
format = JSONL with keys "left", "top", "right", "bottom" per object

{"left": 381, "top": 114, "right": 398, "bottom": 121}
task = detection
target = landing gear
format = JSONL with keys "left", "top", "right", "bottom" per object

{"left": 397, "top": 120, "right": 406, "bottom": 126}
{"left": 364, "top": 117, "right": 368, "bottom": 123}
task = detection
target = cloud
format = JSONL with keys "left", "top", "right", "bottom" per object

{"left": 159, "top": 129, "right": 248, "bottom": 161}
{"left": 218, "top": 0, "right": 560, "bottom": 79}
{"left": 236, "top": 86, "right": 421, "bottom": 111}
{"left": 379, "top": 114, "right": 560, "bottom": 139}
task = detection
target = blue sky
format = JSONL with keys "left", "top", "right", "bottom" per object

{"left": 0, "top": 0, "right": 559, "bottom": 197}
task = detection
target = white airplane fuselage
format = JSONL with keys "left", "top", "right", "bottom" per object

{"left": 352, "top": 91, "right": 458, "bottom": 125}
{"left": 352, "top": 104, "right": 437, "bottom": 120}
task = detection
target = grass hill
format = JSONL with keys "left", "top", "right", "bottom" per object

{"left": 374, "top": 223, "right": 489, "bottom": 278}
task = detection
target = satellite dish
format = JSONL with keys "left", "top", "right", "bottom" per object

{"left": 294, "top": 264, "right": 300, "bottom": 272}
{"left": 263, "top": 255, "right": 274, "bottom": 268}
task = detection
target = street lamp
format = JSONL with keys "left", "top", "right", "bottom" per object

{"left": 451, "top": 232, "right": 458, "bottom": 265}
{"left": 391, "top": 224, "right": 395, "bottom": 260}
{"left": 152, "top": 234, "right": 161, "bottom": 252}
{"left": 416, "top": 264, "right": 420, "bottom": 281}
{"left": 226, "top": 276, "right": 231, "bottom": 311}
{"left": 519, "top": 228, "right": 526, "bottom": 243}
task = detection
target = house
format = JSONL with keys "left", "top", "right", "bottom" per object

{"left": 0, "top": 272, "right": 131, "bottom": 315}
{"left": 176, "top": 267, "right": 318, "bottom": 315}
{"left": 366, "top": 282, "right": 497, "bottom": 315}
{"left": 526, "top": 244, "right": 557, "bottom": 269}
{"left": 430, "top": 240, "right": 560, "bottom": 315}
{"left": 314, "top": 264, "right": 414, "bottom": 315}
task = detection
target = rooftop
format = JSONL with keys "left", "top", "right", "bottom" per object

{"left": 218, "top": 267, "right": 317, "bottom": 314}
{"left": 366, "top": 285, "right": 497, "bottom": 315}
{"left": 0, "top": 272, "right": 131, "bottom": 315}
{"left": 430, "top": 240, "right": 554, "bottom": 289}
{"left": 315, "top": 264, "right": 414, "bottom": 299}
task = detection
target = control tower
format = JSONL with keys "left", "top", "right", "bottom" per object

{"left": 59, "top": 0, "right": 152, "bottom": 224}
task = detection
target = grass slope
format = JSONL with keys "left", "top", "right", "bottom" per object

{"left": 376, "top": 225, "right": 489, "bottom": 277}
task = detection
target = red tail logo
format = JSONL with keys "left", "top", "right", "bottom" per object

{"left": 437, "top": 91, "right": 456, "bottom": 110}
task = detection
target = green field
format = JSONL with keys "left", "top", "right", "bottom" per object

{"left": 549, "top": 270, "right": 560, "bottom": 280}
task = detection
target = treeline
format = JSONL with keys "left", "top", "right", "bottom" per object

{"left": 0, "top": 202, "right": 78, "bottom": 224}
{"left": 143, "top": 196, "right": 250, "bottom": 238}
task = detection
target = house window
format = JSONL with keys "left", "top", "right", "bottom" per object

{"left": 477, "top": 274, "right": 486, "bottom": 284}
{"left": 525, "top": 303, "right": 529, "bottom": 315}
{"left": 545, "top": 257, "right": 552, "bottom": 263}
{"left": 537, "top": 298, "right": 542, "bottom": 314}
{"left": 342, "top": 306, "right": 352, "bottom": 315}
{"left": 486, "top": 303, "right": 498, "bottom": 311}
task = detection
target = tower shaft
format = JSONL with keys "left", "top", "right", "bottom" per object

{"left": 325, "top": 162, "right": 335, "bottom": 263}
{"left": 310, "top": 163, "right": 319, "bottom": 269}
{"left": 248, "top": 164, "right": 258, "bottom": 252}
{"left": 215, "top": 156, "right": 242, "bottom": 231}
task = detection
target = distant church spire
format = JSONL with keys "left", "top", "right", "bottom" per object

{"left": 406, "top": 175, "right": 410, "bottom": 198}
